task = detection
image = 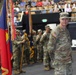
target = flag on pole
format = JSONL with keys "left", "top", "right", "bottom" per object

{"left": 22, "top": 7, "right": 34, "bottom": 60}
{"left": 28, "top": 8, "right": 34, "bottom": 60}
{"left": 9, "top": 0, "right": 16, "bottom": 41}
{"left": 0, "top": 0, "right": 12, "bottom": 75}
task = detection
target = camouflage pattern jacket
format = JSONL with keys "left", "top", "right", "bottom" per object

{"left": 40, "top": 31, "right": 50, "bottom": 50}
{"left": 48, "top": 25, "right": 72, "bottom": 66}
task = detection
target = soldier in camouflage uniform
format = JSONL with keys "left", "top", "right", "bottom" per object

{"left": 40, "top": 25, "right": 52, "bottom": 71}
{"left": 21, "top": 30, "right": 30, "bottom": 65}
{"left": 12, "top": 30, "right": 23, "bottom": 74}
{"left": 36, "top": 29, "right": 43, "bottom": 62}
{"left": 32, "top": 30, "right": 37, "bottom": 63}
{"left": 48, "top": 12, "right": 73, "bottom": 75}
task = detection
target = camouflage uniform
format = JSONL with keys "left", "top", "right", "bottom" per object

{"left": 48, "top": 25, "right": 72, "bottom": 75}
{"left": 21, "top": 32, "right": 30, "bottom": 64}
{"left": 36, "top": 34, "right": 43, "bottom": 62}
{"left": 40, "top": 31, "right": 51, "bottom": 68}
{"left": 12, "top": 31, "right": 22, "bottom": 71}
{"left": 33, "top": 34, "right": 37, "bottom": 63}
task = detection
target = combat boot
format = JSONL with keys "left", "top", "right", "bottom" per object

{"left": 50, "top": 67, "right": 54, "bottom": 69}
{"left": 14, "top": 70, "right": 20, "bottom": 75}
{"left": 30, "top": 61, "right": 34, "bottom": 64}
{"left": 39, "top": 59, "right": 43, "bottom": 63}
{"left": 44, "top": 66, "right": 50, "bottom": 71}
{"left": 19, "top": 69, "right": 26, "bottom": 73}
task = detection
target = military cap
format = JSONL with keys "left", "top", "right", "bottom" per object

{"left": 60, "top": 12, "right": 69, "bottom": 19}
{"left": 45, "top": 25, "right": 52, "bottom": 29}
{"left": 38, "top": 29, "right": 42, "bottom": 32}
{"left": 23, "top": 29, "right": 26, "bottom": 33}
{"left": 16, "top": 29, "right": 20, "bottom": 33}
{"left": 32, "top": 30, "right": 36, "bottom": 33}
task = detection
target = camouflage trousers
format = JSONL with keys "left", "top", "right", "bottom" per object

{"left": 33, "top": 48, "right": 37, "bottom": 62}
{"left": 23, "top": 49, "right": 30, "bottom": 64}
{"left": 54, "top": 63, "right": 72, "bottom": 75}
{"left": 13, "top": 48, "right": 21, "bottom": 70}
{"left": 37, "top": 45, "right": 43, "bottom": 61}
{"left": 43, "top": 50, "right": 50, "bottom": 66}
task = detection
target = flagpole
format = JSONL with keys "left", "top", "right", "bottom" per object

{"left": 8, "top": 0, "right": 16, "bottom": 41}
{"left": 6, "top": 0, "right": 10, "bottom": 37}
{"left": 28, "top": 5, "right": 35, "bottom": 62}
{"left": 6, "top": 0, "right": 13, "bottom": 70}
{"left": 28, "top": 6, "right": 33, "bottom": 35}
{"left": 20, "top": 44, "right": 26, "bottom": 73}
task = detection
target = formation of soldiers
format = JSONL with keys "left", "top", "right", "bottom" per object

{"left": 12, "top": 25, "right": 53, "bottom": 75}
{"left": 12, "top": 12, "right": 73, "bottom": 75}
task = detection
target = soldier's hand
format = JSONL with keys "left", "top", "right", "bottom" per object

{"left": 20, "top": 40, "right": 25, "bottom": 43}
{"left": 17, "top": 42, "right": 21, "bottom": 44}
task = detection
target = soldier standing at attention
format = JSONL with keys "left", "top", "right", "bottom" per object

{"left": 21, "top": 30, "right": 30, "bottom": 65}
{"left": 12, "top": 30, "right": 23, "bottom": 74}
{"left": 36, "top": 29, "right": 43, "bottom": 62}
{"left": 48, "top": 12, "right": 73, "bottom": 75}
{"left": 32, "top": 30, "right": 37, "bottom": 63}
{"left": 40, "top": 25, "right": 52, "bottom": 71}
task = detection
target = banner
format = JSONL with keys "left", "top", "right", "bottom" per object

{"left": 0, "top": 0, "right": 12, "bottom": 75}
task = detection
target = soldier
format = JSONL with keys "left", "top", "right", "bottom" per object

{"left": 12, "top": 30, "right": 23, "bottom": 74}
{"left": 21, "top": 30, "right": 30, "bottom": 65}
{"left": 40, "top": 25, "right": 52, "bottom": 71}
{"left": 36, "top": 29, "right": 43, "bottom": 62}
{"left": 48, "top": 12, "right": 73, "bottom": 75}
{"left": 32, "top": 30, "right": 37, "bottom": 63}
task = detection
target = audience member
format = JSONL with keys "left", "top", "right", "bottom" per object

{"left": 36, "top": 0, "right": 43, "bottom": 7}
{"left": 31, "top": 0, "right": 37, "bottom": 7}
{"left": 42, "top": 0, "right": 50, "bottom": 6}
{"left": 65, "top": 4, "right": 72, "bottom": 12}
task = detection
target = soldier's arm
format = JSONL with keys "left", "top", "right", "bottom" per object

{"left": 13, "top": 40, "right": 20, "bottom": 44}
{"left": 47, "top": 32, "right": 57, "bottom": 53}
{"left": 40, "top": 32, "right": 47, "bottom": 43}
{"left": 36, "top": 35, "right": 39, "bottom": 41}
{"left": 35, "top": 35, "right": 40, "bottom": 44}
{"left": 21, "top": 34, "right": 28, "bottom": 43}
{"left": 47, "top": 26, "right": 60, "bottom": 53}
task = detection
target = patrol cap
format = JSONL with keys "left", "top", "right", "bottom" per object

{"left": 16, "top": 29, "right": 20, "bottom": 33}
{"left": 45, "top": 25, "right": 52, "bottom": 30}
{"left": 60, "top": 12, "right": 69, "bottom": 19}
{"left": 23, "top": 29, "right": 26, "bottom": 33}
{"left": 37, "top": 29, "right": 42, "bottom": 32}
{"left": 32, "top": 30, "right": 36, "bottom": 33}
